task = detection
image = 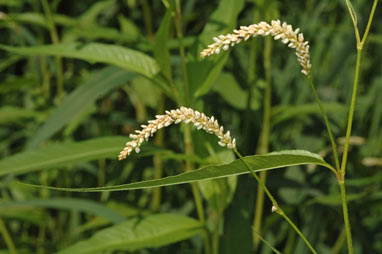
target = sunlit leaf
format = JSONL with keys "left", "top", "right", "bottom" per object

{"left": 0, "top": 43, "right": 159, "bottom": 78}
{"left": 57, "top": 214, "right": 202, "bottom": 254}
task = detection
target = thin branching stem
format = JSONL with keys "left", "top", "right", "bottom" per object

{"left": 234, "top": 148, "right": 318, "bottom": 254}
{"left": 308, "top": 77, "right": 340, "bottom": 171}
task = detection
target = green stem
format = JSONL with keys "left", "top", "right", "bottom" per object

{"left": 234, "top": 149, "right": 318, "bottom": 254}
{"left": 338, "top": 1, "right": 378, "bottom": 251}
{"left": 340, "top": 49, "right": 362, "bottom": 178}
{"left": 174, "top": 2, "right": 210, "bottom": 253}
{"left": 308, "top": 77, "right": 340, "bottom": 171}
{"left": 339, "top": 180, "right": 353, "bottom": 254}
{"left": 0, "top": 218, "right": 16, "bottom": 254}
{"left": 253, "top": 35, "right": 272, "bottom": 249}
{"left": 40, "top": 0, "right": 63, "bottom": 102}
{"left": 360, "top": 0, "right": 379, "bottom": 47}
{"left": 141, "top": 0, "right": 153, "bottom": 40}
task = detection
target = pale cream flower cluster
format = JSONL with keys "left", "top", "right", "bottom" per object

{"left": 200, "top": 20, "right": 311, "bottom": 76}
{"left": 118, "top": 107, "right": 236, "bottom": 160}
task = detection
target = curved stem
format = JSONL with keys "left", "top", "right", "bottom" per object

{"left": 234, "top": 149, "right": 318, "bottom": 254}
{"left": 308, "top": 77, "right": 340, "bottom": 171}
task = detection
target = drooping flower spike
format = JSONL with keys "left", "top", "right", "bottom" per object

{"left": 118, "top": 107, "right": 236, "bottom": 160}
{"left": 200, "top": 20, "right": 311, "bottom": 77}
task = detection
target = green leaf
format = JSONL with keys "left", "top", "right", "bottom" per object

{"left": 0, "top": 42, "right": 159, "bottom": 78}
{"left": 0, "top": 198, "right": 125, "bottom": 223}
{"left": 0, "top": 136, "right": 125, "bottom": 176}
{"left": 211, "top": 72, "right": 260, "bottom": 110}
{"left": 27, "top": 67, "right": 135, "bottom": 148}
{"left": 57, "top": 214, "right": 202, "bottom": 254}
{"left": 271, "top": 102, "right": 347, "bottom": 126}
{"left": 153, "top": 2, "right": 173, "bottom": 82}
{"left": 0, "top": 106, "right": 39, "bottom": 124}
{"left": 191, "top": 0, "right": 245, "bottom": 98}
{"left": 21, "top": 150, "right": 334, "bottom": 192}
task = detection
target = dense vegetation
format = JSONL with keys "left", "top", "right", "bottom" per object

{"left": 0, "top": 0, "right": 381, "bottom": 253}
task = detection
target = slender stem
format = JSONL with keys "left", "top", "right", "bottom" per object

{"left": 360, "top": 0, "right": 378, "bottom": 47}
{"left": 40, "top": 0, "right": 63, "bottom": 102}
{"left": 174, "top": 2, "right": 210, "bottom": 253}
{"left": 253, "top": 35, "right": 272, "bottom": 249}
{"left": 0, "top": 218, "right": 16, "bottom": 254}
{"left": 234, "top": 149, "right": 318, "bottom": 254}
{"left": 340, "top": 49, "right": 362, "bottom": 178}
{"left": 141, "top": 0, "right": 153, "bottom": 40}
{"left": 339, "top": 180, "right": 353, "bottom": 254}
{"left": 345, "top": 0, "right": 361, "bottom": 46}
{"left": 308, "top": 77, "right": 340, "bottom": 171}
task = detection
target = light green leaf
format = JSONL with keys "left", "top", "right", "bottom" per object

{"left": 0, "top": 198, "right": 125, "bottom": 223}
{"left": 191, "top": 0, "right": 245, "bottom": 98}
{"left": 0, "top": 136, "right": 195, "bottom": 177}
{"left": 0, "top": 136, "right": 125, "bottom": 176}
{"left": 21, "top": 150, "right": 334, "bottom": 192}
{"left": 27, "top": 67, "right": 135, "bottom": 148}
{"left": 0, "top": 106, "right": 39, "bottom": 124}
{"left": 0, "top": 42, "right": 159, "bottom": 78}
{"left": 57, "top": 214, "right": 202, "bottom": 254}
{"left": 153, "top": 2, "right": 173, "bottom": 82}
{"left": 211, "top": 72, "right": 260, "bottom": 110}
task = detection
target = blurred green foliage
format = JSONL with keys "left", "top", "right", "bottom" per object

{"left": 0, "top": 0, "right": 381, "bottom": 253}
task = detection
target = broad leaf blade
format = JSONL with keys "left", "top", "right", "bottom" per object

{"left": 0, "top": 42, "right": 159, "bottom": 78}
{"left": 27, "top": 67, "right": 135, "bottom": 148}
{"left": 57, "top": 214, "right": 202, "bottom": 254}
{"left": 22, "top": 150, "right": 333, "bottom": 192}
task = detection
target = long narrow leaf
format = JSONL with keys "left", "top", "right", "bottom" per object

{"left": 20, "top": 150, "right": 334, "bottom": 192}
{"left": 27, "top": 67, "right": 135, "bottom": 148}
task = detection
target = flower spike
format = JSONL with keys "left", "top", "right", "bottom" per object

{"left": 200, "top": 20, "right": 311, "bottom": 77}
{"left": 119, "top": 107, "right": 236, "bottom": 160}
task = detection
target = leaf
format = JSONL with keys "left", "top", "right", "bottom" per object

{"left": 0, "top": 137, "right": 125, "bottom": 176}
{"left": 0, "top": 136, "right": 195, "bottom": 177}
{"left": 271, "top": 102, "right": 347, "bottom": 126}
{"left": 0, "top": 106, "right": 39, "bottom": 124}
{"left": 27, "top": 67, "right": 135, "bottom": 148}
{"left": 153, "top": 2, "right": 173, "bottom": 82}
{"left": 57, "top": 214, "right": 202, "bottom": 254}
{"left": 0, "top": 43, "right": 159, "bottom": 78}
{"left": 21, "top": 150, "right": 334, "bottom": 192}
{"left": 211, "top": 72, "right": 260, "bottom": 110}
{"left": 190, "top": 0, "right": 245, "bottom": 98}
{"left": 0, "top": 198, "right": 125, "bottom": 224}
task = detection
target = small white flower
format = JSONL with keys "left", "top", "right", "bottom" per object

{"left": 200, "top": 20, "right": 311, "bottom": 77}
{"left": 118, "top": 107, "right": 236, "bottom": 160}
